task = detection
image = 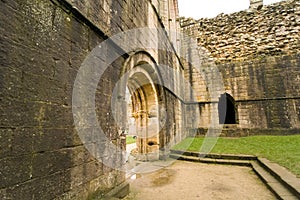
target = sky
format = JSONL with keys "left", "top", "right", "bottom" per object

{"left": 177, "top": 0, "right": 285, "bottom": 19}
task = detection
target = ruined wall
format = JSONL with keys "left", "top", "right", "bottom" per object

{"left": 180, "top": 0, "right": 300, "bottom": 133}
{"left": 181, "top": 0, "right": 299, "bottom": 63}
{"left": 0, "top": 0, "right": 183, "bottom": 199}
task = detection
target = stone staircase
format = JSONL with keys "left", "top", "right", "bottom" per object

{"left": 170, "top": 150, "right": 300, "bottom": 200}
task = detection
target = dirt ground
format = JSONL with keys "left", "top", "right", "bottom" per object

{"left": 123, "top": 160, "right": 276, "bottom": 200}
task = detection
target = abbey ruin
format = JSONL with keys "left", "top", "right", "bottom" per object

{"left": 181, "top": 0, "right": 300, "bottom": 136}
{"left": 0, "top": 0, "right": 299, "bottom": 199}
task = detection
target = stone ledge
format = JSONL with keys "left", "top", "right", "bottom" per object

{"left": 170, "top": 154, "right": 252, "bottom": 167}
{"left": 189, "top": 128, "right": 300, "bottom": 137}
{"left": 170, "top": 149, "right": 257, "bottom": 160}
{"left": 99, "top": 182, "right": 130, "bottom": 200}
{"left": 257, "top": 158, "right": 300, "bottom": 199}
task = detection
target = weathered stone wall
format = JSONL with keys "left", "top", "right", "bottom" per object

{"left": 181, "top": 0, "right": 300, "bottom": 63}
{"left": 180, "top": 0, "right": 300, "bottom": 132}
{"left": 0, "top": 0, "right": 183, "bottom": 199}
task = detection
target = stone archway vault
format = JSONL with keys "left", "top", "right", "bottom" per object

{"left": 115, "top": 52, "right": 166, "bottom": 161}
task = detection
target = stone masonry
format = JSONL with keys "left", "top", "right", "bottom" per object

{"left": 0, "top": 0, "right": 184, "bottom": 199}
{"left": 0, "top": 0, "right": 300, "bottom": 199}
{"left": 180, "top": 0, "right": 300, "bottom": 135}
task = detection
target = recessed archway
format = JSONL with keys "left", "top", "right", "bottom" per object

{"left": 218, "top": 93, "right": 238, "bottom": 124}
{"left": 116, "top": 51, "right": 166, "bottom": 161}
{"left": 127, "top": 70, "right": 160, "bottom": 161}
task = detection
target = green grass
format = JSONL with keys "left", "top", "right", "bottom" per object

{"left": 126, "top": 136, "right": 136, "bottom": 144}
{"left": 172, "top": 135, "right": 300, "bottom": 177}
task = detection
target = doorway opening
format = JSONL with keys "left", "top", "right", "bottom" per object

{"left": 218, "top": 93, "right": 237, "bottom": 124}
{"left": 115, "top": 52, "right": 167, "bottom": 162}
{"left": 126, "top": 70, "right": 160, "bottom": 161}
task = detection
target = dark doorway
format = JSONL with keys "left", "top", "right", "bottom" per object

{"left": 218, "top": 93, "right": 237, "bottom": 124}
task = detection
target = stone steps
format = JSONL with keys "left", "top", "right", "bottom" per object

{"left": 169, "top": 150, "right": 300, "bottom": 200}
{"left": 170, "top": 149, "right": 257, "bottom": 160}
{"left": 255, "top": 158, "right": 300, "bottom": 200}
{"left": 169, "top": 152, "right": 252, "bottom": 167}
{"left": 251, "top": 161, "right": 297, "bottom": 200}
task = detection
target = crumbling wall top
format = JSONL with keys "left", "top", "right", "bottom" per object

{"left": 180, "top": 0, "right": 300, "bottom": 63}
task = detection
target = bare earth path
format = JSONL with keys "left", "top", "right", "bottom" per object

{"left": 124, "top": 160, "right": 276, "bottom": 200}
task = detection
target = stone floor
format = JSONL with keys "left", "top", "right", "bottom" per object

{"left": 123, "top": 160, "right": 276, "bottom": 200}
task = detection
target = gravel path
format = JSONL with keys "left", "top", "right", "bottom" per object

{"left": 124, "top": 160, "right": 275, "bottom": 200}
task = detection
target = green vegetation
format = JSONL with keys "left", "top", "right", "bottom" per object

{"left": 172, "top": 135, "right": 300, "bottom": 177}
{"left": 126, "top": 136, "right": 136, "bottom": 144}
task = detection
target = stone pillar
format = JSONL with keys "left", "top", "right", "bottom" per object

{"left": 249, "top": 0, "right": 263, "bottom": 10}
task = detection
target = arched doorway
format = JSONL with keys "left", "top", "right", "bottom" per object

{"left": 218, "top": 93, "right": 237, "bottom": 124}
{"left": 116, "top": 52, "right": 166, "bottom": 161}
{"left": 127, "top": 70, "right": 160, "bottom": 161}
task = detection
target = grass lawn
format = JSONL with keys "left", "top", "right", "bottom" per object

{"left": 126, "top": 136, "right": 136, "bottom": 144}
{"left": 172, "top": 135, "right": 300, "bottom": 177}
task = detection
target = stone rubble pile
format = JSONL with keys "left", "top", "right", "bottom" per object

{"left": 180, "top": 0, "right": 300, "bottom": 63}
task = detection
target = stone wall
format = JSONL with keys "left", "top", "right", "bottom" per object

{"left": 0, "top": 0, "right": 183, "bottom": 199}
{"left": 181, "top": 0, "right": 300, "bottom": 63}
{"left": 180, "top": 0, "right": 300, "bottom": 132}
